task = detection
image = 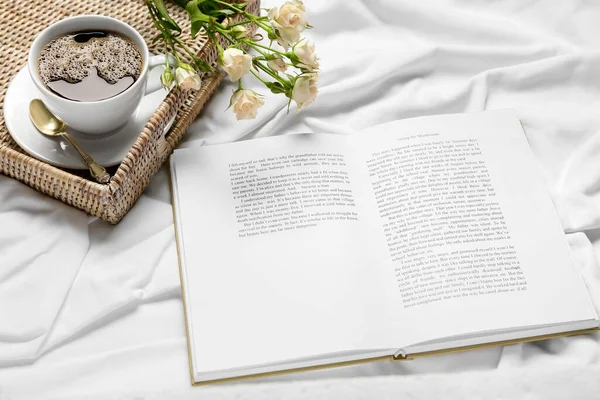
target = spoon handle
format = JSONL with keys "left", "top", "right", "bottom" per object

{"left": 60, "top": 132, "right": 110, "bottom": 184}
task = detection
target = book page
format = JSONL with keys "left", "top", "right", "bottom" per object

{"left": 350, "top": 110, "right": 598, "bottom": 348}
{"left": 171, "top": 134, "right": 396, "bottom": 377}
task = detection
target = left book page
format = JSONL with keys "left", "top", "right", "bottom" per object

{"left": 170, "top": 134, "right": 397, "bottom": 382}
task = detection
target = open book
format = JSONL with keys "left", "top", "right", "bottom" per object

{"left": 170, "top": 110, "right": 599, "bottom": 385}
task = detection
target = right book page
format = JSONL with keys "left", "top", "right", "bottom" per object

{"left": 351, "top": 110, "right": 598, "bottom": 349}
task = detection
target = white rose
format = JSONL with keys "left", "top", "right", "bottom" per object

{"left": 267, "top": 57, "right": 287, "bottom": 72}
{"left": 293, "top": 40, "right": 318, "bottom": 72}
{"left": 292, "top": 73, "right": 318, "bottom": 110}
{"left": 230, "top": 89, "right": 265, "bottom": 120}
{"left": 221, "top": 48, "right": 252, "bottom": 82}
{"left": 175, "top": 66, "right": 201, "bottom": 91}
{"left": 268, "top": 0, "right": 307, "bottom": 49}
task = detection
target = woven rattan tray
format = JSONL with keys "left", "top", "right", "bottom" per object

{"left": 0, "top": 0, "right": 258, "bottom": 223}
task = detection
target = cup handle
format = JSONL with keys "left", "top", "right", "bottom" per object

{"left": 145, "top": 54, "right": 178, "bottom": 95}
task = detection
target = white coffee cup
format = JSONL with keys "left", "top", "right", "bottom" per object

{"left": 28, "top": 15, "right": 173, "bottom": 136}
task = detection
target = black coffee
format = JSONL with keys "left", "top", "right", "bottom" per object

{"left": 38, "top": 30, "right": 143, "bottom": 102}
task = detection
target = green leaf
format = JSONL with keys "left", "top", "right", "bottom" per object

{"left": 218, "top": 9, "right": 236, "bottom": 16}
{"left": 186, "top": 1, "right": 212, "bottom": 37}
{"left": 191, "top": 21, "right": 203, "bottom": 37}
{"left": 193, "top": 57, "right": 213, "bottom": 73}
{"left": 203, "top": 8, "right": 235, "bottom": 18}
{"left": 265, "top": 81, "right": 286, "bottom": 94}
{"left": 172, "top": 0, "right": 188, "bottom": 7}
{"left": 186, "top": 0, "right": 211, "bottom": 21}
{"left": 197, "top": 0, "right": 215, "bottom": 13}
{"left": 152, "top": 0, "right": 181, "bottom": 32}
{"left": 158, "top": 19, "right": 179, "bottom": 33}
{"left": 152, "top": 0, "right": 169, "bottom": 17}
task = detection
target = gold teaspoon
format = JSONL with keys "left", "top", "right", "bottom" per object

{"left": 29, "top": 99, "right": 110, "bottom": 184}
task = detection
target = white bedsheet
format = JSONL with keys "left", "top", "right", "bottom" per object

{"left": 2, "top": 0, "right": 600, "bottom": 398}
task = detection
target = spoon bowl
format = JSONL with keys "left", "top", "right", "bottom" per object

{"left": 29, "top": 99, "right": 67, "bottom": 136}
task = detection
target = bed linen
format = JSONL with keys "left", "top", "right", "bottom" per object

{"left": 2, "top": 0, "right": 600, "bottom": 398}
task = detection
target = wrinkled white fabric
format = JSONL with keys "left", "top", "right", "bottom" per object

{"left": 2, "top": 0, "right": 600, "bottom": 398}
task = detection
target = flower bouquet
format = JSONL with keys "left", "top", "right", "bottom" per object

{"left": 145, "top": 0, "right": 319, "bottom": 120}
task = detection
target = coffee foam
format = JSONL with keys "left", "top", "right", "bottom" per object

{"left": 38, "top": 32, "right": 142, "bottom": 85}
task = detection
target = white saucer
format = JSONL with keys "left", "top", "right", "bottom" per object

{"left": 4, "top": 65, "right": 173, "bottom": 169}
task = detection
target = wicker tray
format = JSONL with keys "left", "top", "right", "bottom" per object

{"left": 0, "top": 0, "right": 259, "bottom": 223}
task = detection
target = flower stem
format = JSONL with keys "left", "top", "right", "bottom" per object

{"left": 213, "top": 0, "right": 246, "bottom": 14}
{"left": 254, "top": 60, "right": 287, "bottom": 86}
{"left": 173, "top": 38, "right": 197, "bottom": 60}
{"left": 212, "top": 26, "right": 237, "bottom": 45}
{"left": 213, "top": 0, "right": 273, "bottom": 33}
{"left": 247, "top": 44, "right": 269, "bottom": 58}
{"left": 203, "top": 26, "right": 225, "bottom": 59}
{"left": 173, "top": 38, "right": 193, "bottom": 59}
{"left": 250, "top": 69, "right": 271, "bottom": 86}
{"left": 168, "top": 39, "right": 182, "bottom": 64}
{"left": 223, "top": 17, "right": 266, "bottom": 29}
{"left": 244, "top": 40, "right": 288, "bottom": 56}
{"left": 146, "top": 1, "right": 177, "bottom": 70}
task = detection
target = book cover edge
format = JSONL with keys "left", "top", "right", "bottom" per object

{"left": 168, "top": 158, "right": 197, "bottom": 386}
